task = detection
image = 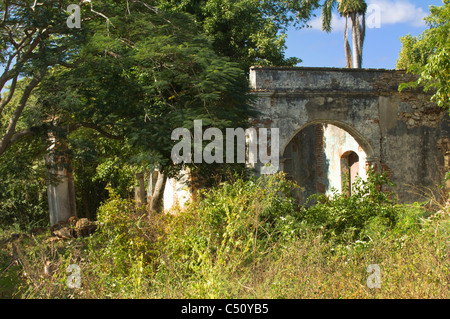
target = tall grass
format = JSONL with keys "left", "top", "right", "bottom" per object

{"left": 1, "top": 172, "right": 448, "bottom": 299}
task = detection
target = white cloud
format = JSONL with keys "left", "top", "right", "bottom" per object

{"left": 368, "top": 0, "right": 428, "bottom": 27}
{"left": 306, "top": 0, "right": 428, "bottom": 32}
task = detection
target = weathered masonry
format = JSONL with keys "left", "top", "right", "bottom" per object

{"left": 249, "top": 66, "right": 450, "bottom": 203}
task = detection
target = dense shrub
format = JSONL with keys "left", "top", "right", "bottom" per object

{"left": 299, "top": 170, "right": 400, "bottom": 243}
{"left": 81, "top": 190, "right": 164, "bottom": 297}
{"left": 0, "top": 138, "right": 49, "bottom": 231}
{"left": 156, "top": 172, "right": 300, "bottom": 297}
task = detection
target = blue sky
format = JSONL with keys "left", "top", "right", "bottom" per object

{"left": 284, "top": 0, "right": 444, "bottom": 69}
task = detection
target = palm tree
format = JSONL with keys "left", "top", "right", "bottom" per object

{"left": 321, "top": 0, "right": 367, "bottom": 68}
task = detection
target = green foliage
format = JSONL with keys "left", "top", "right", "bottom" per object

{"left": 397, "top": 0, "right": 450, "bottom": 110}
{"left": 299, "top": 170, "right": 400, "bottom": 243}
{"left": 396, "top": 34, "right": 429, "bottom": 70}
{"left": 4, "top": 1, "right": 266, "bottom": 227}
{"left": 155, "top": 0, "right": 321, "bottom": 70}
{"left": 320, "top": 0, "right": 367, "bottom": 68}
{"left": 0, "top": 247, "right": 22, "bottom": 298}
{"left": 84, "top": 191, "right": 163, "bottom": 296}
{"left": 1, "top": 171, "right": 449, "bottom": 299}
{"left": 321, "top": 0, "right": 367, "bottom": 32}
{"left": 0, "top": 0, "right": 97, "bottom": 157}
{"left": 391, "top": 202, "right": 428, "bottom": 234}
{"left": 158, "top": 173, "right": 300, "bottom": 296}
{"left": 0, "top": 136, "right": 49, "bottom": 230}
{"left": 2, "top": 0, "right": 321, "bottom": 228}
{"left": 37, "top": 4, "right": 255, "bottom": 177}
{"left": 93, "top": 193, "right": 158, "bottom": 271}
{"left": 337, "top": 0, "right": 367, "bottom": 15}
{"left": 93, "top": 158, "right": 136, "bottom": 199}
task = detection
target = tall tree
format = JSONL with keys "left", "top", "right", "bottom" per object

{"left": 0, "top": 0, "right": 108, "bottom": 157}
{"left": 397, "top": 0, "right": 450, "bottom": 110}
{"left": 155, "top": 0, "right": 321, "bottom": 71}
{"left": 36, "top": 3, "right": 255, "bottom": 214}
{"left": 321, "top": 0, "right": 367, "bottom": 68}
{"left": 0, "top": 0, "right": 321, "bottom": 157}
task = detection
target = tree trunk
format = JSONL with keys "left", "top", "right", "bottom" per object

{"left": 344, "top": 15, "right": 352, "bottom": 68}
{"left": 350, "top": 13, "right": 360, "bottom": 68}
{"left": 358, "top": 13, "right": 366, "bottom": 68}
{"left": 349, "top": 12, "right": 365, "bottom": 69}
{"left": 149, "top": 168, "right": 167, "bottom": 214}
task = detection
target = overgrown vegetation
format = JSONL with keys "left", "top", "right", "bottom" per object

{"left": 1, "top": 172, "right": 448, "bottom": 299}
{"left": 397, "top": 0, "right": 449, "bottom": 110}
{"left": 300, "top": 172, "right": 400, "bottom": 243}
{"left": 0, "top": 0, "right": 449, "bottom": 300}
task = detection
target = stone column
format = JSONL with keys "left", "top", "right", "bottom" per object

{"left": 46, "top": 133, "right": 77, "bottom": 225}
{"left": 47, "top": 165, "right": 77, "bottom": 225}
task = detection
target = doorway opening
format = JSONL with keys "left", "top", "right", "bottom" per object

{"left": 282, "top": 122, "right": 368, "bottom": 204}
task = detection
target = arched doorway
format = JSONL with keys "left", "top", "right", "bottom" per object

{"left": 282, "top": 122, "right": 368, "bottom": 204}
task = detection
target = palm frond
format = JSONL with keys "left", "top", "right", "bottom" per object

{"left": 321, "top": 0, "right": 337, "bottom": 32}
